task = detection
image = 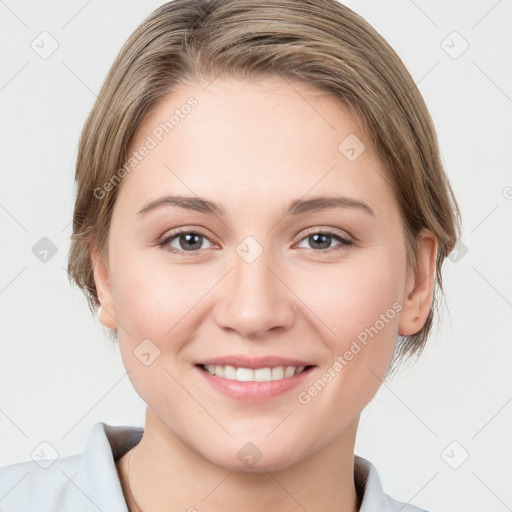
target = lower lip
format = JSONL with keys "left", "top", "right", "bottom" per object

{"left": 195, "top": 365, "right": 314, "bottom": 402}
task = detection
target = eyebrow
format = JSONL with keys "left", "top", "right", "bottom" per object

{"left": 137, "top": 194, "right": 374, "bottom": 217}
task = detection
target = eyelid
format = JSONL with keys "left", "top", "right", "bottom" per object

{"left": 157, "top": 227, "right": 220, "bottom": 250}
{"left": 293, "top": 226, "right": 354, "bottom": 245}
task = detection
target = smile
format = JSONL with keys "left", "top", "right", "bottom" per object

{"left": 195, "top": 362, "right": 316, "bottom": 402}
{"left": 198, "top": 364, "right": 312, "bottom": 382}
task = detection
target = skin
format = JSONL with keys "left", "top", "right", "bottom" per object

{"left": 92, "top": 75, "right": 437, "bottom": 512}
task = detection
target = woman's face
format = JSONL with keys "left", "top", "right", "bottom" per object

{"left": 94, "top": 75, "right": 425, "bottom": 471}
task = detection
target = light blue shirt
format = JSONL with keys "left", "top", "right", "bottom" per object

{"left": 0, "top": 422, "right": 429, "bottom": 511}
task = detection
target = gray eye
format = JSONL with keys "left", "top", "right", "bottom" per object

{"left": 297, "top": 233, "right": 344, "bottom": 250}
{"left": 168, "top": 232, "right": 212, "bottom": 251}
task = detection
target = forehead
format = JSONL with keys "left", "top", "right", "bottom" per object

{"left": 117, "top": 76, "right": 395, "bottom": 218}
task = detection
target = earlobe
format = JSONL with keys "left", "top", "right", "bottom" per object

{"left": 91, "top": 243, "right": 118, "bottom": 330}
{"left": 398, "top": 230, "right": 438, "bottom": 336}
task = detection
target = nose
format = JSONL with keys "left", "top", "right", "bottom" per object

{"left": 214, "top": 246, "right": 296, "bottom": 339}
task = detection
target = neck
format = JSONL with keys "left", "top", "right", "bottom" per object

{"left": 118, "top": 408, "right": 360, "bottom": 512}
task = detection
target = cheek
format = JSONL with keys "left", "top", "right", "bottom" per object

{"left": 110, "top": 249, "right": 211, "bottom": 337}
{"left": 292, "top": 258, "right": 403, "bottom": 427}
{"left": 109, "top": 253, "right": 223, "bottom": 396}
{"left": 297, "top": 248, "right": 406, "bottom": 393}
{"left": 109, "top": 253, "right": 206, "bottom": 415}
{"left": 305, "top": 251, "right": 405, "bottom": 338}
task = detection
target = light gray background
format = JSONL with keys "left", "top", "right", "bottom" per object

{"left": 0, "top": 1, "right": 511, "bottom": 511}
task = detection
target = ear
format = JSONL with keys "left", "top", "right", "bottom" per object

{"left": 91, "top": 243, "right": 118, "bottom": 330}
{"left": 398, "top": 230, "right": 438, "bottom": 336}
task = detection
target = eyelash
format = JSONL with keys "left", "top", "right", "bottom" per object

{"left": 157, "top": 228, "right": 354, "bottom": 256}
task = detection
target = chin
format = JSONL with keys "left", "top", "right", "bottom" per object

{"left": 202, "top": 436, "right": 306, "bottom": 474}
{"left": 216, "top": 452, "right": 300, "bottom": 474}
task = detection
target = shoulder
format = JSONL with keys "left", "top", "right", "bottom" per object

{"left": 0, "top": 422, "right": 142, "bottom": 512}
{"left": 355, "top": 455, "right": 431, "bottom": 512}
{"left": 0, "top": 453, "right": 90, "bottom": 512}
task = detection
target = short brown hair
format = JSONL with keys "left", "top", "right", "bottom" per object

{"left": 67, "top": 0, "right": 460, "bottom": 372}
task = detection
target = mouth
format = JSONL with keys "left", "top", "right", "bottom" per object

{"left": 196, "top": 363, "right": 315, "bottom": 382}
{"left": 194, "top": 358, "right": 317, "bottom": 401}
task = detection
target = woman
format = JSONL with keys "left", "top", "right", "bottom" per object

{"left": 0, "top": 0, "right": 459, "bottom": 510}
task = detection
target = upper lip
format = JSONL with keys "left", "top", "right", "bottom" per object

{"left": 196, "top": 355, "right": 315, "bottom": 370}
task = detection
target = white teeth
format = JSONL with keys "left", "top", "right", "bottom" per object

{"left": 284, "top": 366, "right": 296, "bottom": 378}
{"left": 254, "top": 367, "right": 272, "bottom": 381}
{"left": 202, "top": 364, "right": 309, "bottom": 381}
{"left": 223, "top": 365, "right": 237, "bottom": 380}
{"left": 271, "top": 367, "right": 284, "bottom": 380}
{"left": 236, "top": 367, "right": 254, "bottom": 381}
